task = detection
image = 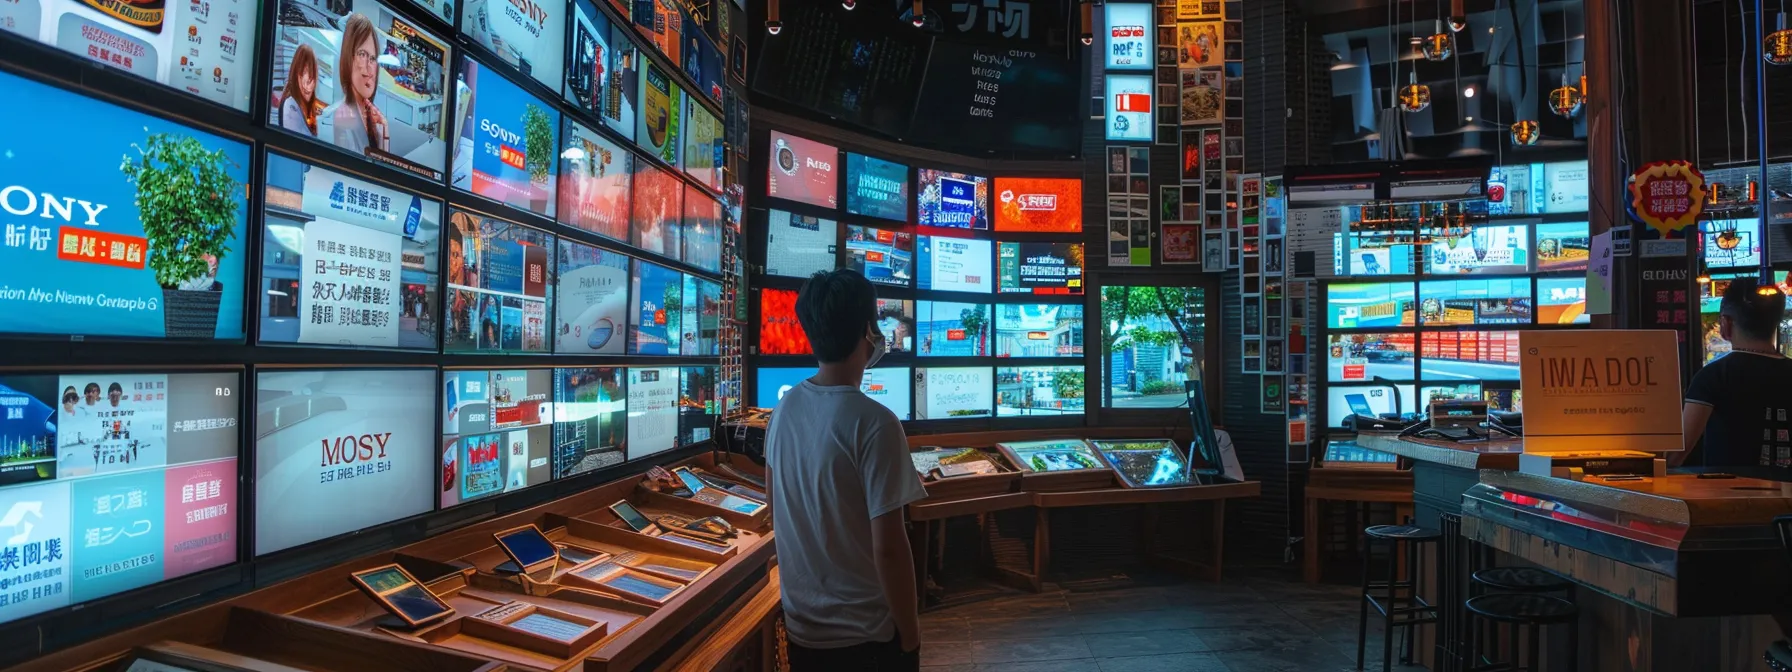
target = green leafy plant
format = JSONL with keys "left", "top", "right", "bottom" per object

{"left": 1140, "top": 379, "right": 1183, "bottom": 396}
{"left": 523, "top": 104, "right": 553, "bottom": 183}
{"left": 119, "top": 131, "right": 240, "bottom": 290}
{"left": 1053, "top": 371, "right": 1085, "bottom": 400}
{"left": 959, "top": 304, "right": 989, "bottom": 355}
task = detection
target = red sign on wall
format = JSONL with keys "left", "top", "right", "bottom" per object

{"left": 1628, "top": 160, "right": 1707, "bottom": 235}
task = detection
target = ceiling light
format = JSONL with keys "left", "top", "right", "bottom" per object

{"left": 1463, "top": 85, "right": 1475, "bottom": 98}
{"left": 842, "top": 0, "right": 855, "bottom": 8}
{"left": 1465, "top": 116, "right": 1474, "bottom": 121}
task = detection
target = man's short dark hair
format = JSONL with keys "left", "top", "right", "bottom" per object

{"left": 108, "top": 382, "right": 124, "bottom": 394}
{"left": 795, "top": 270, "right": 878, "bottom": 363}
{"left": 1721, "top": 277, "right": 1786, "bottom": 340}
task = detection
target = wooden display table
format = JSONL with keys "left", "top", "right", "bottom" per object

{"left": 1303, "top": 461, "right": 1414, "bottom": 584}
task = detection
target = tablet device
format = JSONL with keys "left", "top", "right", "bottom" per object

{"left": 493, "top": 525, "right": 560, "bottom": 573}
{"left": 672, "top": 467, "right": 709, "bottom": 495}
{"left": 1345, "top": 393, "right": 1375, "bottom": 418}
{"left": 610, "top": 500, "right": 655, "bottom": 532}
{"left": 349, "top": 564, "right": 455, "bottom": 627}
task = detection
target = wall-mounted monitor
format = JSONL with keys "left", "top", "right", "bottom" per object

{"left": 996, "top": 366, "right": 1085, "bottom": 416}
{"left": 682, "top": 186, "right": 723, "bottom": 274}
{"left": 1486, "top": 164, "right": 1538, "bottom": 215}
{"left": 1326, "top": 283, "right": 1416, "bottom": 329}
{"left": 1326, "top": 333, "right": 1415, "bottom": 382}
{"left": 1422, "top": 383, "right": 1484, "bottom": 405}
{"left": 1334, "top": 232, "right": 1416, "bottom": 276}
{"left": 1543, "top": 160, "right": 1590, "bottom": 214}
{"left": 1418, "top": 278, "right": 1532, "bottom": 326}
{"left": 992, "top": 178, "right": 1083, "bottom": 233}
{"left": 754, "top": 367, "right": 816, "bottom": 409}
{"left": 1103, "top": 3, "right": 1154, "bottom": 70}
{"left": 629, "top": 260, "right": 683, "bottom": 355}
{"left": 846, "top": 153, "right": 910, "bottom": 221}
{"left": 682, "top": 97, "right": 723, "bottom": 191}
{"left": 1701, "top": 218, "right": 1763, "bottom": 269}
{"left": 440, "top": 369, "right": 553, "bottom": 508}
{"left": 765, "top": 211, "right": 840, "bottom": 279}
{"left": 0, "top": 370, "right": 241, "bottom": 623}
{"left": 551, "top": 366, "right": 625, "bottom": 478}
{"left": 564, "top": 2, "right": 637, "bottom": 141}
{"left": 1419, "top": 331, "right": 1521, "bottom": 381}
{"left": 3, "top": 0, "right": 261, "bottom": 110}
{"left": 444, "top": 210, "right": 554, "bottom": 353}
{"left": 1534, "top": 222, "right": 1590, "bottom": 271}
{"left": 767, "top": 131, "right": 839, "bottom": 210}
{"left": 1425, "top": 224, "right": 1529, "bottom": 275}
{"left": 873, "top": 299, "right": 917, "bottom": 353}
{"left": 636, "top": 62, "right": 682, "bottom": 167}
{"left": 679, "top": 366, "right": 719, "bottom": 446}
{"left": 995, "top": 304, "right": 1084, "bottom": 358}
{"left": 558, "top": 119, "right": 632, "bottom": 242}
{"left": 684, "top": 276, "right": 721, "bottom": 357}
{"left": 260, "top": 153, "right": 442, "bottom": 350}
{"left": 254, "top": 368, "right": 436, "bottom": 555}
{"left": 626, "top": 367, "right": 678, "bottom": 460}
{"left": 267, "top": 0, "right": 451, "bottom": 180}
{"left": 845, "top": 225, "right": 914, "bottom": 287}
{"left": 918, "top": 236, "right": 993, "bottom": 293}
{"left": 631, "top": 160, "right": 685, "bottom": 257}
{"left": 1324, "top": 383, "right": 1417, "bottom": 428}
{"left": 917, "top": 301, "right": 990, "bottom": 357}
{"left": 2, "top": 72, "right": 252, "bottom": 341}
{"left": 997, "top": 242, "right": 1084, "bottom": 294}
{"left": 1103, "top": 74, "right": 1153, "bottom": 142}
{"left": 861, "top": 367, "right": 914, "bottom": 421}
{"left": 916, "top": 169, "right": 990, "bottom": 229}
{"left": 553, "top": 240, "right": 630, "bottom": 355}
{"left": 460, "top": 0, "right": 565, "bottom": 90}
{"left": 915, "top": 367, "right": 994, "bottom": 419}
{"left": 1536, "top": 277, "right": 1590, "bottom": 325}
{"left": 758, "top": 288, "right": 809, "bottom": 356}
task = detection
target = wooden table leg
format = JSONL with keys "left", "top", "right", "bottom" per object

{"left": 1304, "top": 497, "right": 1322, "bottom": 584}
{"left": 1031, "top": 507, "right": 1049, "bottom": 592}
{"left": 1206, "top": 500, "right": 1226, "bottom": 582}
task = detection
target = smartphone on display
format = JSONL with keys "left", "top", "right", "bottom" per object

{"left": 611, "top": 500, "right": 655, "bottom": 532}
{"left": 673, "top": 467, "right": 709, "bottom": 494}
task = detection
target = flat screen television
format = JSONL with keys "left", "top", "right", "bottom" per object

{"left": 1424, "top": 224, "right": 1529, "bottom": 275}
{"left": 758, "top": 288, "right": 810, "bottom": 356}
{"left": 918, "top": 236, "right": 993, "bottom": 293}
{"left": 459, "top": 0, "right": 566, "bottom": 90}
{"left": 4, "top": 0, "right": 261, "bottom": 110}
{"left": 444, "top": 210, "right": 554, "bottom": 353}
{"left": 764, "top": 211, "right": 839, "bottom": 279}
{"left": 679, "top": 366, "right": 719, "bottom": 446}
{"left": 682, "top": 99, "right": 723, "bottom": 191}
{"left": 683, "top": 275, "right": 721, "bottom": 356}
{"left": 916, "top": 169, "right": 990, "bottom": 229}
{"left": 1326, "top": 333, "right": 1416, "bottom": 382}
{"left": 440, "top": 369, "right": 554, "bottom": 508}
{"left": 845, "top": 225, "right": 914, "bottom": 287}
{"left": 636, "top": 62, "right": 682, "bottom": 167}
{"left": 254, "top": 368, "right": 436, "bottom": 555}
{"left": 996, "top": 366, "right": 1086, "bottom": 416}
{"left": 630, "top": 160, "right": 684, "bottom": 258}
{"left": 992, "top": 178, "right": 1083, "bottom": 233}
{"left": 995, "top": 304, "right": 1083, "bottom": 357}
{"left": 558, "top": 119, "right": 632, "bottom": 242}
{"left": 846, "top": 153, "right": 909, "bottom": 221}
{"left": 629, "top": 260, "right": 683, "bottom": 355}
{"left": 0, "top": 370, "right": 241, "bottom": 623}
{"left": 877, "top": 299, "right": 917, "bottom": 353}
{"left": 860, "top": 367, "right": 913, "bottom": 421}
{"left": 1543, "top": 160, "right": 1590, "bottom": 214}
{"left": 1418, "top": 331, "right": 1521, "bottom": 381}
{"left": 551, "top": 366, "right": 626, "bottom": 478}
{"left": 260, "top": 153, "right": 442, "bottom": 350}
{"left": 1324, "top": 383, "right": 1417, "bottom": 428}
{"left": 754, "top": 367, "right": 817, "bottom": 409}
{"left": 998, "top": 242, "right": 1084, "bottom": 295}
{"left": 1103, "top": 3, "right": 1154, "bottom": 70}
{"left": 1534, "top": 222, "right": 1590, "bottom": 271}
{"left": 1326, "top": 283, "right": 1417, "bottom": 329}
{"left": 1701, "top": 218, "right": 1763, "bottom": 269}
{"left": 1, "top": 72, "right": 253, "bottom": 342}
{"left": 915, "top": 367, "right": 994, "bottom": 420}
{"left": 1334, "top": 232, "right": 1416, "bottom": 276}
{"left": 1536, "top": 277, "right": 1590, "bottom": 325}
{"left": 766, "top": 131, "right": 839, "bottom": 210}
{"left": 917, "top": 301, "right": 990, "bottom": 357}
{"left": 626, "top": 367, "right": 678, "bottom": 460}
{"left": 682, "top": 186, "right": 723, "bottom": 274}
{"left": 554, "top": 240, "right": 630, "bottom": 355}
{"left": 1418, "top": 279, "right": 1532, "bottom": 326}
{"left": 564, "top": 2, "right": 638, "bottom": 141}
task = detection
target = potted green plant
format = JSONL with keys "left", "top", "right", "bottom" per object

{"left": 120, "top": 131, "right": 240, "bottom": 338}
{"left": 524, "top": 104, "right": 554, "bottom": 212}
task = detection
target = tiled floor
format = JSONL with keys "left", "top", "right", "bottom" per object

{"left": 918, "top": 569, "right": 1427, "bottom": 672}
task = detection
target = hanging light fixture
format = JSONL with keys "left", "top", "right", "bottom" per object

{"left": 913, "top": 0, "right": 925, "bottom": 27}
{"left": 842, "top": 0, "right": 856, "bottom": 9}
{"left": 1510, "top": 120, "right": 1541, "bottom": 145}
{"left": 1399, "top": 71, "right": 1431, "bottom": 112}
{"left": 1549, "top": 72, "right": 1584, "bottom": 117}
{"left": 766, "top": 0, "right": 781, "bottom": 34}
{"left": 1079, "top": 1, "right": 1093, "bottom": 46}
{"left": 1422, "top": 20, "right": 1454, "bottom": 60}
{"left": 1769, "top": 4, "right": 1792, "bottom": 65}
{"left": 1447, "top": 0, "right": 1467, "bottom": 31}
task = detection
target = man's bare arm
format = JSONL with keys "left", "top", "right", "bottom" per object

{"left": 870, "top": 509, "right": 920, "bottom": 652}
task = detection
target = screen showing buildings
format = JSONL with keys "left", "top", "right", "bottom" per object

{"left": 679, "top": 367, "right": 719, "bottom": 446}
{"left": 845, "top": 225, "right": 914, "bottom": 287}
{"left": 766, "top": 131, "right": 839, "bottom": 210}
{"left": 916, "top": 169, "right": 990, "bottom": 229}
{"left": 554, "top": 240, "right": 630, "bottom": 354}
{"left": 558, "top": 119, "right": 632, "bottom": 242}
{"left": 1419, "top": 331, "right": 1521, "bottom": 381}
{"left": 630, "top": 260, "right": 683, "bottom": 355}
{"left": 440, "top": 369, "right": 553, "bottom": 508}
{"left": 758, "top": 288, "right": 810, "bottom": 356}
{"left": 1, "top": 0, "right": 261, "bottom": 110}
{"left": 765, "top": 210, "right": 839, "bottom": 279}
{"left": 1534, "top": 222, "right": 1589, "bottom": 271}
{"left": 877, "top": 299, "right": 916, "bottom": 353}
{"left": 1324, "top": 383, "right": 1417, "bottom": 428}
{"left": 996, "top": 366, "right": 1085, "bottom": 416}
{"left": 860, "top": 367, "right": 913, "bottom": 421}
{"left": 261, "top": 154, "right": 442, "bottom": 350}
{"left": 918, "top": 236, "right": 993, "bottom": 293}
{"left": 917, "top": 301, "right": 990, "bottom": 357}
{"left": 3, "top": 71, "right": 252, "bottom": 341}
{"left": 267, "top": 0, "right": 451, "bottom": 180}
{"left": 551, "top": 367, "right": 625, "bottom": 478}
{"left": 995, "top": 304, "right": 1083, "bottom": 357}
{"left": 254, "top": 368, "right": 436, "bottom": 555}
{"left": 445, "top": 211, "right": 553, "bottom": 353}
{"left": 1327, "top": 283, "right": 1416, "bottom": 329}
{"left": 1536, "top": 277, "right": 1590, "bottom": 325}
{"left": 1335, "top": 232, "right": 1416, "bottom": 276}
{"left": 459, "top": 0, "right": 565, "bottom": 90}
{"left": 630, "top": 160, "right": 684, "bottom": 257}
{"left": 846, "top": 153, "right": 909, "bottom": 221}
{"left": 1425, "top": 224, "right": 1529, "bottom": 275}
{"left": 754, "top": 367, "right": 816, "bottom": 409}
{"left": 1000, "top": 439, "right": 1103, "bottom": 472}
{"left": 992, "top": 178, "right": 1083, "bottom": 233}
{"left": 1326, "top": 333, "right": 1415, "bottom": 382}
{"left": 1702, "top": 219, "right": 1763, "bottom": 269}
{"left": 626, "top": 367, "right": 678, "bottom": 460}
{"left": 0, "top": 370, "right": 240, "bottom": 624}
{"left": 915, "top": 367, "right": 993, "bottom": 419}
{"left": 564, "top": 2, "right": 638, "bottom": 141}
{"left": 998, "top": 242, "right": 1084, "bottom": 294}
{"left": 1418, "top": 279, "right": 1531, "bottom": 325}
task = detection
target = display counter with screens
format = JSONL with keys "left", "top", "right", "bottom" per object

{"left": 1091, "top": 439, "right": 1194, "bottom": 488}
{"left": 440, "top": 369, "right": 553, "bottom": 508}
{"left": 764, "top": 211, "right": 840, "bottom": 279}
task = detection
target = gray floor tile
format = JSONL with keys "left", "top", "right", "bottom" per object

{"left": 970, "top": 636, "right": 1094, "bottom": 664}
{"left": 974, "top": 659, "right": 1103, "bottom": 672}
{"left": 1083, "top": 628, "right": 1211, "bottom": 658}
{"left": 1095, "top": 652, "right": 1232, "bottom": 672}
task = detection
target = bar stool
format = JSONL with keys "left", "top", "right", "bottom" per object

{"left": 1469, "top": 567, "right": 1573, "bottom": 668}
{"left": 1356, "top": 524, "right": 1442, "bottom": 672}
{"left": 1766, "top": 640, "right": 1792, "bottom": 671}
{"left": 1464, "top": 593, "right": 1577, "bottom": 672}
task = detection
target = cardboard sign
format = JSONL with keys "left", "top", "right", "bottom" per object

{"left": 1518, "top": 330, "right": 1683, "bottom": 453}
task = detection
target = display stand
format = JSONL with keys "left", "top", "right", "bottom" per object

{"left": 636, "top": 486, "right": 771, "bottom": 531}
{"left": 908, "top": 447, "right": 1021, "bottom": 500}
{"left": 994, "top": 439, "right": 1116, "bottom": 492}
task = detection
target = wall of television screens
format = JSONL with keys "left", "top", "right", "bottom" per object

{"left": 0, "top": 0, "right": 738, "bottom": 638}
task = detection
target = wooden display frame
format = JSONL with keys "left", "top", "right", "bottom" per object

{"left": 907, "top": 447, "right": 1022, "bottom": 500}
{"left": 563, "top": 516, "right": 740, "bottom": 561}
{"left": 609, "top": 551, "right": 716, "bottom": 583}
{"left": 995, "top": 438, "right": 1117, "bottom": 492}
{"left": 348, "top": 564, "right": 456, "bottom": 628}
{"left": 459, "top": 601, "right": 609, "bottom": 659}
{"left": 1090, "top": 438, "right": 1199, "bottom": 489}
{"left": 637, "top": 484, "right": 770, "bottom": 530}
{"left": 560, "top": 562, "right": 689, "bottom": 607}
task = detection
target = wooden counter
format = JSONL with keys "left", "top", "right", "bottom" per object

{"left": 1353, "top": 432, "right": 1525, "bottom": 471}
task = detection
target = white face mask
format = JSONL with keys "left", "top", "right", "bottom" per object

{"left": 864, "top": 330, "right": 888, "bottom": 370}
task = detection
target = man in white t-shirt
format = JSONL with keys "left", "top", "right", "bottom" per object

{"left": 766, "top": 269, "right": 928, "bottom": 671}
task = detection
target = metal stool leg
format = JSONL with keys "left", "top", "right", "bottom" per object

{"left": 1382, "top": 539, "right": 1397, "bottom": 672}
{"left": 1357, "top": 534, "right": 1373, "bottom": 670}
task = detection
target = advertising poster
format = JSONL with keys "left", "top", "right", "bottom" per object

{"left": 70, "top": 470, "right": 164, "bottom": 602}
{"left": 637, "top": 63, "right": 683, "bottom": 167}
{"left": 992, "top": 178, "right": 1083, "bottom": 233}
{"left": 554, "top": 240, "right": 630, "bottom": 354}
{"left": 461, "top": 0, "right": 566, "bottom": 90}
{"left": 629, "top": 260, "right": 683, "bottom": 355}
{"left": 0, "top": 481, "right": 72, "bottom": 622}
{"left": 997, "top": 242, "right": 1085, "bottom": 295}
{"left": 1535, "top": 222, "right": 1591, "bottom": 271}
{"left": 1177, "top": 22, "right": 1222, "bottom": 69}
{"left": 602, "top": 22, "right": 641, "bottom": 140}
{"left": 758, "top": 288, "right": 809, "bottom": 355}
{"left": 764, "top": 210, "right": 838, "bottom": 279}
{"left": 260, "top": 154, "right": 442, "bottom": 350}
{"left": 754, "top": 367, "right": 817, "bottom": 409}
{"left": 918, "top": 236, "right": 993, "bottom": 293}
{"left": 444, "top": 211, "right": 554, "bottom": 354}
{"left": 766, "top": 131, "right": 840, "bottom": 210}
{"left": 846, "top": 153, "right": 910, "bottom": 222}
{"left": 0, "top": 379, "right": 58, "bottom": 486}
{"left": 56, "top": 374, "right": 169, "bottom": 477}
{"left": 679, "top": 367, "right": 719, "bottom": 445}
{"left": 630, "top": 161, "right": 685, "bottom": 257}
{"left": 1105, "top": 74, "right": 1153, "bottom": 141}
{"left": 917, "top": 169, "right": 990, "bottom": 229}
{"left": 267, "top": 0, "right": 451, "bottom": 180}
{"left": 917, "top": 301, "right": 990, "bottom": 357}
{"left": 846, "top": 225, "right": 915, "bottom": 287}
{"left": 1180, "top": 69, "right": 1221, "bottom": 125}
{"left": 877, "top": 299, "right": 916, "bottom": 352}
{"left": 683, "top": 187, "right": 723, "bottom": 273}
{"left": 253, "top": 369, "right": 436, "bottom": 556}
{"left": 558, "top": 120, "right": 632, "bottom": 242}
{"left": 552, "top": 367, "right": 626, "bottom": 478}
{"left": 1537, "top": 277, "right": 1591, "bottom": 325}
{"left": 441, "top": 369, "right": 551, "bottom": 507}
{"left": 995, "top": 304, "right": 1083, "bottom": 357}
{"left": 996, "top": 366, "right": 1085, "bottom": 416}
{"left": 1104, "top": 3, "right": 1153, "bottom": 70}
{"left": 915, "top": 368, "right": 994, "bottom": 420}
{"left": 631, "top": 0, "right": 683, "bottom": 63}
{"left": 682, "top": 99, "right": 724, "bottom": 191}
{"left": 1164, "top": 224, "right": 1200, "bottom": 263}
{"left": 565, "top": 2, "right": 637, "bottom": 141}
{"left": 0, "top": 71, "right": 250, "bottom": 341}
{"left": 626, "top": 367, "right": 678, "bottom": 460}
{"left": 0, "top": 0, "right": 259, "bottom": 110}
{"left": 454, "top": 59, "right": 561, "bottom": 218}
{"left": 860, "top": 367, "right": 913, "bottom": 421}
{"left": 160, "top": 458, "right": 235, "bottom": 582}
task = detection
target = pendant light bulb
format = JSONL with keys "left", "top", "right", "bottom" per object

{"left": 913, "top": 0, "right": 925, "bottom": 27}
{"left": 1768, "top": 11, "right": 1792, "bottom": 65}
{"left": 767, "top": 0, "right": 782, "bottom": 34}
